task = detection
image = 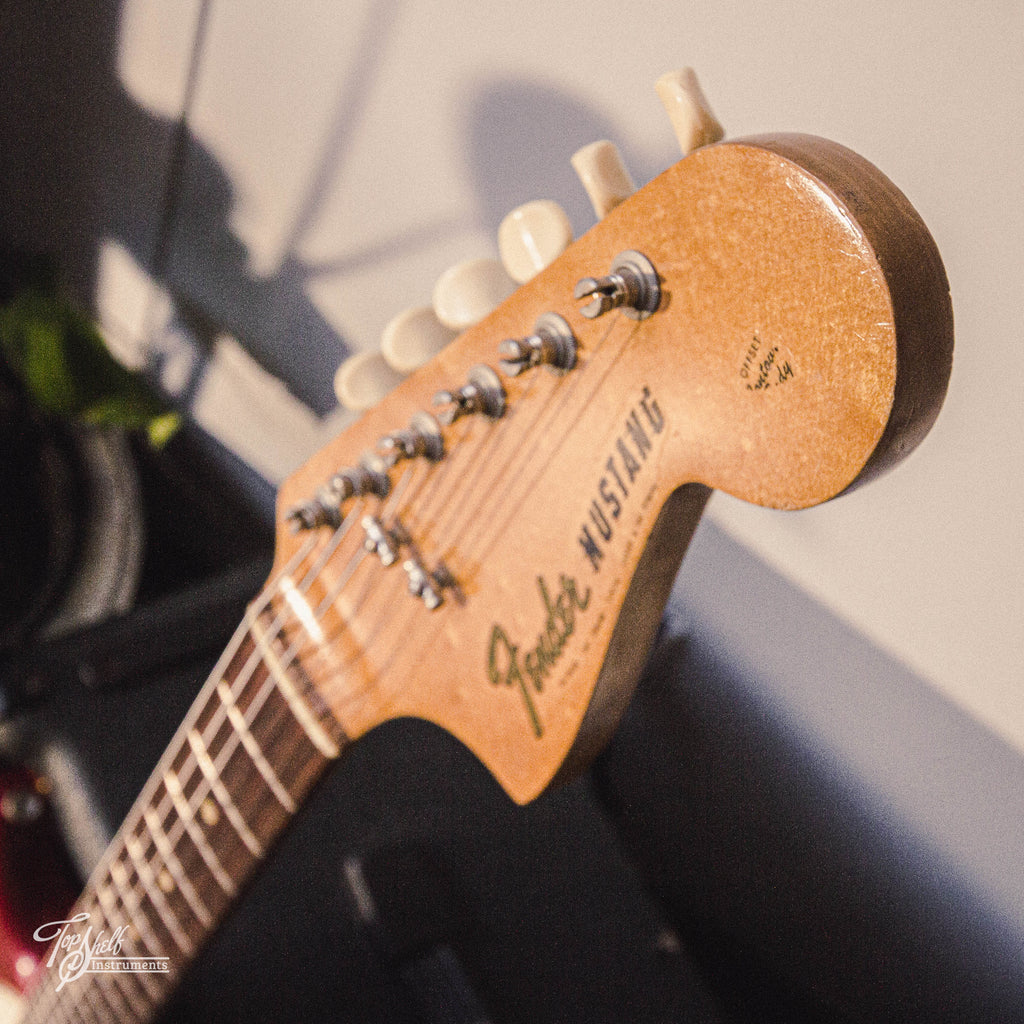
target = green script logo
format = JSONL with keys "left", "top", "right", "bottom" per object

{"left": 487, "top": 575, "right": 591, "bottom": 738}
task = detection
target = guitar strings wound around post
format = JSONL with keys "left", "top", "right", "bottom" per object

{"left": 574, "top": 250, "right": 661, "bottom": 320}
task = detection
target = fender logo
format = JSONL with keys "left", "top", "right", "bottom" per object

{"left": 487, "top": 575, "right": 591, "bottom": 738}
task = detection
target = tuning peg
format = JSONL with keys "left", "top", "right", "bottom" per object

{"left": 380, "top": 306, "right": 457, "bottom": 375}
{"left": 432, "top": 365, "right": 506, "bottom": 424}
{"left": 498, "top": 200, "right": 573, "bottom": 284}
{"left": 571, "top": 141, "right": 636, "bottom": 219}
{"left": 655, "top": 68, "right": 724, "bottom": 155}
{"left": 432, "top": 258, "right": 516, "bottom": 331}
{"left": 334, "top": 351, "right": 406, "bottom": 412}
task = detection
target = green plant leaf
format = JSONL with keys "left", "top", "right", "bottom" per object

{"left": 0, "top": 283, "right": 180, "bottom": 446}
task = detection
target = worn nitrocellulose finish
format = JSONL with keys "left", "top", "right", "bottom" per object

{"left": 275, "top": 135, "right": 952, "bottom": 802}
{"left": 20, "top": 134, "right": 953, "bottom": 1024}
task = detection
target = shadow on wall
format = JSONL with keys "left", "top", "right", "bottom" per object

{"left": 464, "top": 78, "right": 666, "bottom": 241}
{"left": 0, "top": 0, "right": 346, "bottom": 415}
{"left": 0, "top": 2, "right": 668, "bottom": 419}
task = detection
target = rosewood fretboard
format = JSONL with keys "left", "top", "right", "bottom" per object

{"left": 24, "top": 584, "right": 347, "bottom": 1024}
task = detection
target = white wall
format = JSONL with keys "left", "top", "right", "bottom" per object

{"left": 14, "top": 1, "right": 1024, "bottom": 755}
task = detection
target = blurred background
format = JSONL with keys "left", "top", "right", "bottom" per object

{"left": 0, "top": 1, "right": 1022, "bottom": 1021}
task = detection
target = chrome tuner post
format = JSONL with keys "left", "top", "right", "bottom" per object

{"left": 286, "top": 500, "right": 329, "bottom": 533}
{"left": 433, "top": 365, "right": 506, "bottom": 424}
{"left": 498, "top": 312, "right": 577, "bottom": 376}
{"left": 574, "top": 250, "right": 660, "bottom": 320}
{"left": 377, "top": 412, "right": 445, "bottom": 466}
{"left": 286, "top": 456, "right": 391, "bottom": 531}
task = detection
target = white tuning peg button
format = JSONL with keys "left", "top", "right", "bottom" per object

{"left": 432, "top": 258, "right": 516, "bottom": 331}
{"left": 333, "top": 351, "right": 406, "bottom": 412}
{"left": 655, "top": 68, "right": 724, "bottom": 155}
{"left": 498, "top": 200, "right": 573, "bottom": 284}
{"left": 571, "top": 141, "right": 636, "bottom": 219}
{"left": 380, "top": 306, "right": 457, "bottom": 374}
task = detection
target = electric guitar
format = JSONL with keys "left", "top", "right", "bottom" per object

{"left": 14, "top": 71, "right": 953, "bottom": 1022}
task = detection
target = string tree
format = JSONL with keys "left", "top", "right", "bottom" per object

{"left": 402, "top": 558, "right": 457, "bottom": 610}
{"left": 361, "top": 515, "right": 409, "bottom": 567}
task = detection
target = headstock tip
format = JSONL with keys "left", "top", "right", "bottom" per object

{"left": 570, "top": 140, "right": 636, "bottom": 219}
{"left": 655, "top": 67, "right": 725, "bottom": 155}
{"left": 432, "top": 257, "right": 516, "bottom": 331}
{"left": 498, "top": 199, "right": 573, "bottom": 283}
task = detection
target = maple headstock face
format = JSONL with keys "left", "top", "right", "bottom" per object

{"left": 270, "top": 133, "right": 952, "bottom": 803}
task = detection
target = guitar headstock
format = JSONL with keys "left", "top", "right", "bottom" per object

{"left": 267, "top": 74, "right": 952, "bottom": 802}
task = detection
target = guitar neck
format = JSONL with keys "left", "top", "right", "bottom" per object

{"left": 20, "top": 113, "right": 954, "bottom": 1021}
{"left": 24, "top": 584, "right": 347, "bottom": 1024}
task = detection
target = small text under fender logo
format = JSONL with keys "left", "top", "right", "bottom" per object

{"left": 487, "top": 575, "right": 591, "bottom": 738}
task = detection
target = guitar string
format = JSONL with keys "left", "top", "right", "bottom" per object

{"left": 265, "top": 358, "right": 558, "bottom": 717}
{"left": 308, "top": 311, "right": 638, "bottom": 711}
{"left": 134, "top": 310, "right": 627, "bottom": 800}
{"left": 41, "top": 368, "right": 567, "bottom": 1023}
{"left": 38, "top": 466, "right": 428, "bottom": 1024}
{"left": 29, "top": 335, "right": 510, "bottom": 1024}
{"left": 26, "top": 536, "right": 327, "bottom": 1023}
{"left": 254, "top": 317, "right": 607, "bottom": 694}
{"left": 29, "top": 311, "right": 612, "bottom": 1024}
{"left": 35, "top": 308, "right": 634, "bottom": 1024}
{"left": 248, "top": 308, "right": 632, "bottom": 752}
{"left": 203, "top": 331, "right": 635, "bottom": 917}
{"left": 36, "top": 461, "right": 437, "bottom": 1024}
{"left": 298, "top": 370, "right": 555, "bottom": 688}
{"left": 160, "top": 335, "right": 618, "bottom": 889}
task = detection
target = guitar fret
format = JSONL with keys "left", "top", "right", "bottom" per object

{"left": 142, "top": 805, "right": 214, "bottom": 927}
{"left": 90, "top": 889, "right": 144, "bottom": 1000}
{"left": 93, "top": 880, "right": 163, "bottom": 1004}
{"left": 108, "top": 857, "right": 167, "bottom": 966}
{"left": 248, "top": 614, "right": 341, "bottom": 758}
{"left": 162, "top": 769, "right": 237, "bottom": 895}
{"left": 123, "top": 834, "right": 194, "bottom": 955}
{"left": 77, "top": 992, "right": 97, "bottom": 1024}
{"left": 216, "top": 678, "right": 298, "bottom": 812}
{"left": 81, "top": 981, "right": 109, "bottom": 1024}
{"left": 26, "top": 579, "right": 346, "bottom": 1024}
{"left": 186, "top": 728, "right": 264, "bottom": 857}
{"left": 90, "top": 970, "right": 132, "bottom": 1024}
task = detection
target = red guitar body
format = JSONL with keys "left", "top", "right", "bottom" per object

{"left": 0, "top": 763, "right": 77, "bottom": 994}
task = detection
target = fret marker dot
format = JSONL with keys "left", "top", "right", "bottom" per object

{"left": 200, "top": 798, "right": 220, "bottom": 827}
{"left": 158, "top": 869, "right": 175, "bottom": 894}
